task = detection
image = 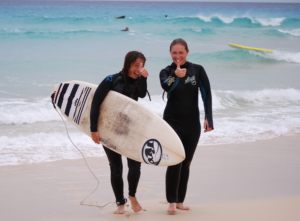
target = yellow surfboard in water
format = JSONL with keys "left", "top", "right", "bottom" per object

{"left": 228, "top": 43, "right": 274, "bottom": 52}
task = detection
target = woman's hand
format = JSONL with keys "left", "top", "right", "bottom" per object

{"left": 174, "top": 60, "right": 186, "bottom": 78}
{"left": 91, "top": 131, "right": 100, "bottom": 144}
{"left": 138, "top": 63, "right": 149, "bottom": 78}
{"left": 204, "top": 119, "right": 213, "bottom": 133}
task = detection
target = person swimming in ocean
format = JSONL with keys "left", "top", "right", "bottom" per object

{"left": 122, "top": 27, "right": 129, "bottom": 31}
{"left": 114, "top": 15, "right": 126, "bottom": 19}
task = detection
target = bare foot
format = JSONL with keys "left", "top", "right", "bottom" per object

{"left": 167, "top": 203, "right": 177, "bottom": 213}
{"left": 128, "top": 196, "right": 142, "bottom": 213}
{"left": 113, "top": 205, "right": 125, "bottom": 214}
{"left": 176, "top": 203, "right": 190, "bottom": 210}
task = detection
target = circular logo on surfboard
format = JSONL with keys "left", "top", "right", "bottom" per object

{"left": 142, "top": 139, "right": 162, "bottom": 166}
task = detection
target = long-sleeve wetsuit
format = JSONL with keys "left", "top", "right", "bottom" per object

{"left": 90, "top": 72, "right": 147, "bottom": 205}
{"left": 160, "top": 61, "right": 213, "bottom": 203}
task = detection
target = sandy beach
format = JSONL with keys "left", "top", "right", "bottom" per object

{"left": 1, "top": 134, "right": 300, "bottom": 221}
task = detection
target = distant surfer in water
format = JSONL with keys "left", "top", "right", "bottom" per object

{"left": 114, "top": 15, "right": 126, "bottom": 19}
{"left": 159, "top": 38, "right": 214, "bottom": 213}
{"left": 121, "top": 27, "right": 129, "bottom": 31}
{"left": 90, "top": 51, "right": 149, "bottom": 214}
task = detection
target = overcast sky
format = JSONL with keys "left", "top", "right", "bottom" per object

{"left": 55, "top": 0, "right": 300, "bottom": 3}
{"left": 99, "top": 0, "right": 300, "bottom": 3}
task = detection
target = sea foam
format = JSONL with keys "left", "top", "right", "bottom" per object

{"left": 278, "top": 28, "right": 300, "bottom": 37}
{"left": 0, "top": 132, "right": 105, "bottom": 166}
{"left": 2, "top": 88, "right": 300, "bottom": 165}
{"left": 250, "top": 50, "right": 300, "bottom": 64}
{"left": 0, "top": 97, "right": 58, "bottom": 125}
{"left": 192, "top": 14, "right": 286, "bottom": 26}
{"left": 1, "top": 88, "right": 300, "bottom": 125}
{"left": 253, "top": 17, "right": 285, "bottom": 26}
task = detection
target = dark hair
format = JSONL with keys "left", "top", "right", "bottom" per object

{"left": 169, "top": 38, "right": 189, "bottom": 52}
{"left": 121, "top": 51, "right": 146, "bottom": 99}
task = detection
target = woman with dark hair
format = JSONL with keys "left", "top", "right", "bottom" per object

{"left": 90, "top": 51, "right": 149, "bottom": 214}
{"left": 159, "top": 38, "right": 214, "bottom": 213}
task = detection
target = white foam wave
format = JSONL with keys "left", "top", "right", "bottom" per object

{"left": 191, "top": 28, "right": 202, "bottom": 33}
{"left": 252, "top": 17, "right": 285, "bottom": 26}
{"left": 278, "top": 28, "right": 300, "bottom": 37}
{"left": 215, "top": 88, "right": 300, "bottom": 107}
{"left": 193, "top": 14, "right": 285, "bottom": 26}
{"left": 139, "top": 91, "right": 225, "bottom": 116}
{"left": 1, "top": 88, "right": 300, "bottom": 166}
{"left": 140, "top": 89, "right": 300, "bottom": 112}
{"left": 214, "top": 14, "right": 236, "bottom": 24}
{"left": 195, "top": 14, "right": 212, "bottom": 22}
{"left": 0, "top": 97, "right": 59, "bottom": 125}
{"left": 0, "top": 132, "right": 105, "bottom": 166}
{"left": 2, "top": 88, "right": 299, "bottom": 125}
{"left": 200, "top": 88, "right": 300, "bottom": 145}
{"left": 195, "top": 14, "right": 236, "bottom": 24}
{"left": 140, "top": 89, "right": 300, "bottom": 145}
{"left": 138, "top": 95, "right": 165, "bottom": 117}
{"left": 250, "top": 50, "right": 300, "bottom": 64}
{"left": 200, "top": 116, "right": 300, "bottom": 145}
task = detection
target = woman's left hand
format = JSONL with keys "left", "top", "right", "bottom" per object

{"left": 138, "top": 63, "right": 149, "bottom": 78}
{"left": 91, "top": 131, "right": 100, "bottom": 144}
{"left": 204, "top": 119, "right": 213, "bottom": 133}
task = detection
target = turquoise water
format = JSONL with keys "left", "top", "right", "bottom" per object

{"left": 1, "top": 1, "right": 300, "bottom": 165}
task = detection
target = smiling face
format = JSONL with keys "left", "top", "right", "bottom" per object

{"left": 170, "top": 44, "right": 189, "bottom": 66}
{"left": 127, "top": 58, "right": 144, "bottom": 79}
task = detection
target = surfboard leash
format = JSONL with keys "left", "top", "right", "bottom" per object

{"left": 51, "top": 92, "right": 115, "bottom": 209}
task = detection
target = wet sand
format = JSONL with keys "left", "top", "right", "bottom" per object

{"left": 1, "top": 135, "right": 300, "bottom": 221}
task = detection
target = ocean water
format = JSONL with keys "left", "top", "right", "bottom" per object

{"left": 1, "top": 1, "right": 300, "bottom": 166}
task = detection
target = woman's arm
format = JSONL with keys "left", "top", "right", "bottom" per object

{"left": 159, "top": 67, "right": 177, "bottom": 92}
{"left": 137, "top": 76, "right": 147, "bottom": 98}
{"left": 90, "top": 75, "right": 114, "bottom": 133}
{"left": 198, "top": 66, "right": 214, "bottom": 130}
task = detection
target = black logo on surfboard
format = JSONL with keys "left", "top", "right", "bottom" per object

{"left": 142, "top": 139, "right": 162, "bottom": 166}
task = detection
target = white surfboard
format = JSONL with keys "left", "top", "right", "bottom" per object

{"left": 52, "top": 80, "right": 185, "bottom": 166}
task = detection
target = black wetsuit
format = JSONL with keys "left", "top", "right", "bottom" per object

{"left": 90, "top": 72, "right": 147, "bottom": 205}
{"left": 159, "top": 61, "right": 213, "bottom": 203}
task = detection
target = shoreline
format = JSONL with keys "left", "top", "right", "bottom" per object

{"left": 1, "top": 134, "right": 300, "bottom": 220}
